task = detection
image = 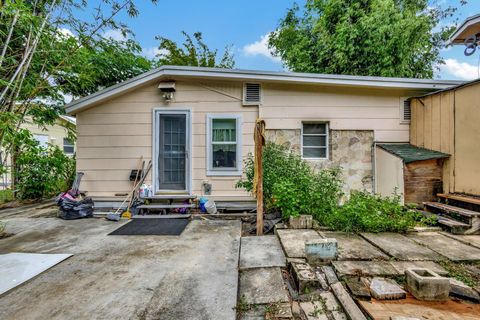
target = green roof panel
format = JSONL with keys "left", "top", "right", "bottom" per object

{"left": 377, "top": 144, "right": 450, "bottom": 163}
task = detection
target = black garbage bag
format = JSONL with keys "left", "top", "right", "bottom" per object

{"left": 56, "top": 193, "right": 94, "bottom": 220}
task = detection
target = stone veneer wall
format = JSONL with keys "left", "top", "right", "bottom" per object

{"left": 265, "top": 129, "right": 374, "bottom": 195}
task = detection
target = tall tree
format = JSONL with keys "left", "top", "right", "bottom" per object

{"left": 154, "top": 31, "right": 235, "bottom": 68}
{"left": 268, "top": 0, "right": 466, "bottom": 78}
{"left": 0, "top": 0, "right": 156, "bottom": 185}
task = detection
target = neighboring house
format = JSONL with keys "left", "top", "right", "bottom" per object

{"left": 25, "top": 115, "right": 76, "bottom": 155}
{"left": 65, "top": 66, "right": 460, "bottom": 201}
{"left": 0, "top": 115, "right": 76, "bottom": 190}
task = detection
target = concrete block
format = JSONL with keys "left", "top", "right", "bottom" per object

{"left": 405, "top": 268, "right": 450, "bottom": 301}
{"left": 291, "top": 262, "right": 321, "bottom": 293}
{"left": 331, "top": 282, "right": 368, "bottom": 320}
{"left": 314, "top": 269, "right": 329, "bottom": 290}
{"left": 449, "top": 278, "right": 480, "bottom": 302}
{"left": 289, "top": 215, "right": 313, "bottom": 229}
{"left": 305, "top": 238, "right": 338, "bottom": 263}
{"left": 369, "top": 278, "right": 406, "bottom": 300}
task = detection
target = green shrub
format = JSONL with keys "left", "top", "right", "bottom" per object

{"left": 324, "top": 191, "right": 421, "bottom": 233}
{"left": 16, "top": 145, "right": 76, "bottom": 200}
{"left": 236, "top": 142, "right": 343, "bottom": 219}
{"left": 0, "top": 189, "right": 14, "bottom": 204}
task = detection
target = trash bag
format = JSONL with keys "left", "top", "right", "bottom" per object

{"left": 56, "top": 193, "right": 94, "bottom": 220}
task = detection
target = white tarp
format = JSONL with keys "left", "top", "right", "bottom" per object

{"left": 0, "top": 252, "right": 72, "bottom": 296}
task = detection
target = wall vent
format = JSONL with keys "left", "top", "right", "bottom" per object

{"left": 243, "top": 83, "right": 261, "bottom": 105}
{"left": 401, "top": 99, "right": 411, "bottom": 123}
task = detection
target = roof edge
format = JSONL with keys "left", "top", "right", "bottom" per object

{"left": 65, "top": 66, "right": 463, "bottom": 115}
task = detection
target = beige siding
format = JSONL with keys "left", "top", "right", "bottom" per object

{"left": 375, "top": 147, "right": 404, "bottom": 204}
{"left": 260, "top": 83, "right": 412, "bottom": 142}
{"left": 76, "top": 79, "right": 429, "bottom": 199}
{"left": 77, "top": 80, "right": 257, "bottom": 199}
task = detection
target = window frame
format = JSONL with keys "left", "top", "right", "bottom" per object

{"left": 301, "top": 122, "right": 329, "bottom": 160}
{"left": 33, "top": 134, "right": 49, "bottom": 148}
{"left": 63, "top": 137, "right": 75, "bottom": 155}
{"left": 206, "top": 114, "right": 243, "bottom": 176}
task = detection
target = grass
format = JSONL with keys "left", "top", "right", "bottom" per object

{"left": 439, "top": 260, "right": 479, "bottom": 287}
{"left": 0, "top": 189, "right": 13, "bottom": 205}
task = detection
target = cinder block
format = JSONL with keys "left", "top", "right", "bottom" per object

{"left": 291, "top": 262, "right": 321, "bottom": 293}
{"left": 405, "top": 268, "right": 450, "bottom": 301}
{"left": 305, "top": 238, "right": 338, "bottom": 263}
{"left": 289, "top": 215, "right": 313, "bottom": 229}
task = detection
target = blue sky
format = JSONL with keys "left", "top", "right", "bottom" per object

{"left": 92, "top": 0, "right": 480, "bottom": 80}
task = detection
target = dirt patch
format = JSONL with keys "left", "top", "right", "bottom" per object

{"left": 0, "top": 232, "right": 14, "bottom": 239}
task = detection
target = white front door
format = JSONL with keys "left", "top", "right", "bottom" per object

{"left": 153, "top": 110, "right": 191, "bottom": 194}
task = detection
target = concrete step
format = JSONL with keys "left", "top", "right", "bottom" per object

{"left": 141, "top": 194, "right": 197, "bottom": 200}
{"left": 136, "top": 204, "right": 194, "bottom": 209}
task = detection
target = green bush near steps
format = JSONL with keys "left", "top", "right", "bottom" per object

{"left": 237, "top": 142, "right": 428, "bottom": 233}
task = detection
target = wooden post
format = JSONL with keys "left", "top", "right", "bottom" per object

{"left": 254, "top": 119, "right": 265, "bottom": 236}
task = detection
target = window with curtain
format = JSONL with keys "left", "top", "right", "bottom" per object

{"left": 302, "top": 123, "right": 328, "bottom": 159}
{"left": 207, "top": 115, "right": 242, "bottom": 175}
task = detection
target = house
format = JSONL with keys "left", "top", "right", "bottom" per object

{"left": 0, "top": 115, "right": 76, "bottom": 190}
{"left": 65, "top": 66, "right": 460, "bottom": 201}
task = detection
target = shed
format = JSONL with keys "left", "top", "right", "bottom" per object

{"left": 375, "top": 143, "right": 449, "bottom": 205}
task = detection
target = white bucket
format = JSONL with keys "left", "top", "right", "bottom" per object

{"left": 205, "top": 199, "right": 217, "bottom": 214}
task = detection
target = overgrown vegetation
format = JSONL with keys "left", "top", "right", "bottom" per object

{"left": 15, "top": 143, "right": 75, "bottom": 200}
{"left": 0, "top": 190, "right": 14, "bottom": 205}
{"left": 439, "top": 261, "right": 479, "bottom": 288}
{"left": 323, "top": 191, "right": 421, "bottom": 233}
{"left": 236, "top": 142, "right": 343, "bottom": 220}
{"left": 237, "top": 142, "right": 427, "bottom": 233}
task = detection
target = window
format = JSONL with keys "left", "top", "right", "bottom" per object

{"left": 207, "top": 114, "right": 242, "bottom": 176}
{"left": 63, "top": 138, "right": 75, "bottom": 155}
{"left": 302, "top": 123, "right": 328, "bottom": 159}
{"left": 34, "top": 134, "right": 49, "bottom": 148}
{"left": 243, "top": 83, "right": 261, "bottom": 105}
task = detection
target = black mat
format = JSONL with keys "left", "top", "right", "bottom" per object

{"left": 109, "top": 218, "right": 189, "bottom": 236}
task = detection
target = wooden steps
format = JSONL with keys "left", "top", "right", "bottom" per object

{"left": 136, "top": 204, "right": 194, "bottom": 209}
{"left": 437, "top": 193, "right": 480, "bottom": 206}
{"left": 423, "top": 197, "right": 480, "bottom": 235}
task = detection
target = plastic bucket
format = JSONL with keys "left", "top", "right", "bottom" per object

{"left": 205, "top": 199, "right": 217, "bottom": 214}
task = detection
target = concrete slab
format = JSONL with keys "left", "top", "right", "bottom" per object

{"left": 390, "top": 261, "right": 448, "bottom": 276}
{"left": 360, "top": 232, "right": 441, "bottom": 261}
{"left": 333, "top": 261, "right": 399, "bottom": 277}
{"left": 239, "top": 267, "right": 289, "bottom": 305}
{"left": 369, "top": 278, "right": 406, "bottom": 300}
{"left": 0, "top": 217, "right": 241, "bottom": 320}
{"left": 319, "top": 231, "right": 389, "bottom": 261}
{"left": 440, "top": 233, "right": 480, "bottom": 249}
{"left": 300, "top": 301, "right": 329, "bottom": 320}
{"left": 240, "top": 235, "right": 286, "bottom": 270}
{"left": 407, "top": 232, "right": 480, "bottom": 262}
{"left": 277, "top": 229, "right": 322, "bottom": 258}
{"left": 0, "top": 253, "right": 72, "bottom": 295}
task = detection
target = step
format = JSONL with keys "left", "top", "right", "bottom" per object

{"left": 437, "top": 216, "right": 471, "bottom": 234}
{"left": 140, "top": 195, "right": 197, "bottom": 200}
{"left": 437, "top": 193, "right": 480, "bottom": 206}
{"left": 136, "top": 204, "right": 195, "bottom": 209}
{"left": 133, "top": 214, "right": 191, "bottom": 219}
{"left": 424, "top": 202, "right": 480, "bottom": 219}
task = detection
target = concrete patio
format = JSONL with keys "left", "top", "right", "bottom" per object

{"left": 0, "top": 215, "right": 241, "bottom": 320}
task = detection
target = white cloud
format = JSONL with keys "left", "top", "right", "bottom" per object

{"left": 141, "top": 46, "right": 168, "bottom": 59}
{"left": 441, "top": 58, "right": 479, "bottom": 80}
{"left": 102, "top": 29, "right": 127, "bottom": 41}
{"left": 58, "top": 28, "right": 75, "bottom": 38}
{"left": 242, "top": 33, "right": 281, "bottom": 63}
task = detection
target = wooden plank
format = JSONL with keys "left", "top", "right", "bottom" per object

{"left": 437, "top": 193, "right": 480, "bottom": 206}
{"left": 331, "top": 282, "right": 368, "bottom": 320}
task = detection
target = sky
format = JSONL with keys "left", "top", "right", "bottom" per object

{"left": 86, "top": 0, "right": 480, "bottom": 80}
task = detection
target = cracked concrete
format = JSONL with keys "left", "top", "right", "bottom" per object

{"left": 0, "top": 217, "right": 241, "bottom": 320}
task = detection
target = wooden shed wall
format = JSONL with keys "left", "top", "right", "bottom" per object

{"left": 410, "top": 81, "right": 480, "bottom": 196}
{"left": 404, "top": 159, "right": 444, "bottom": 204}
